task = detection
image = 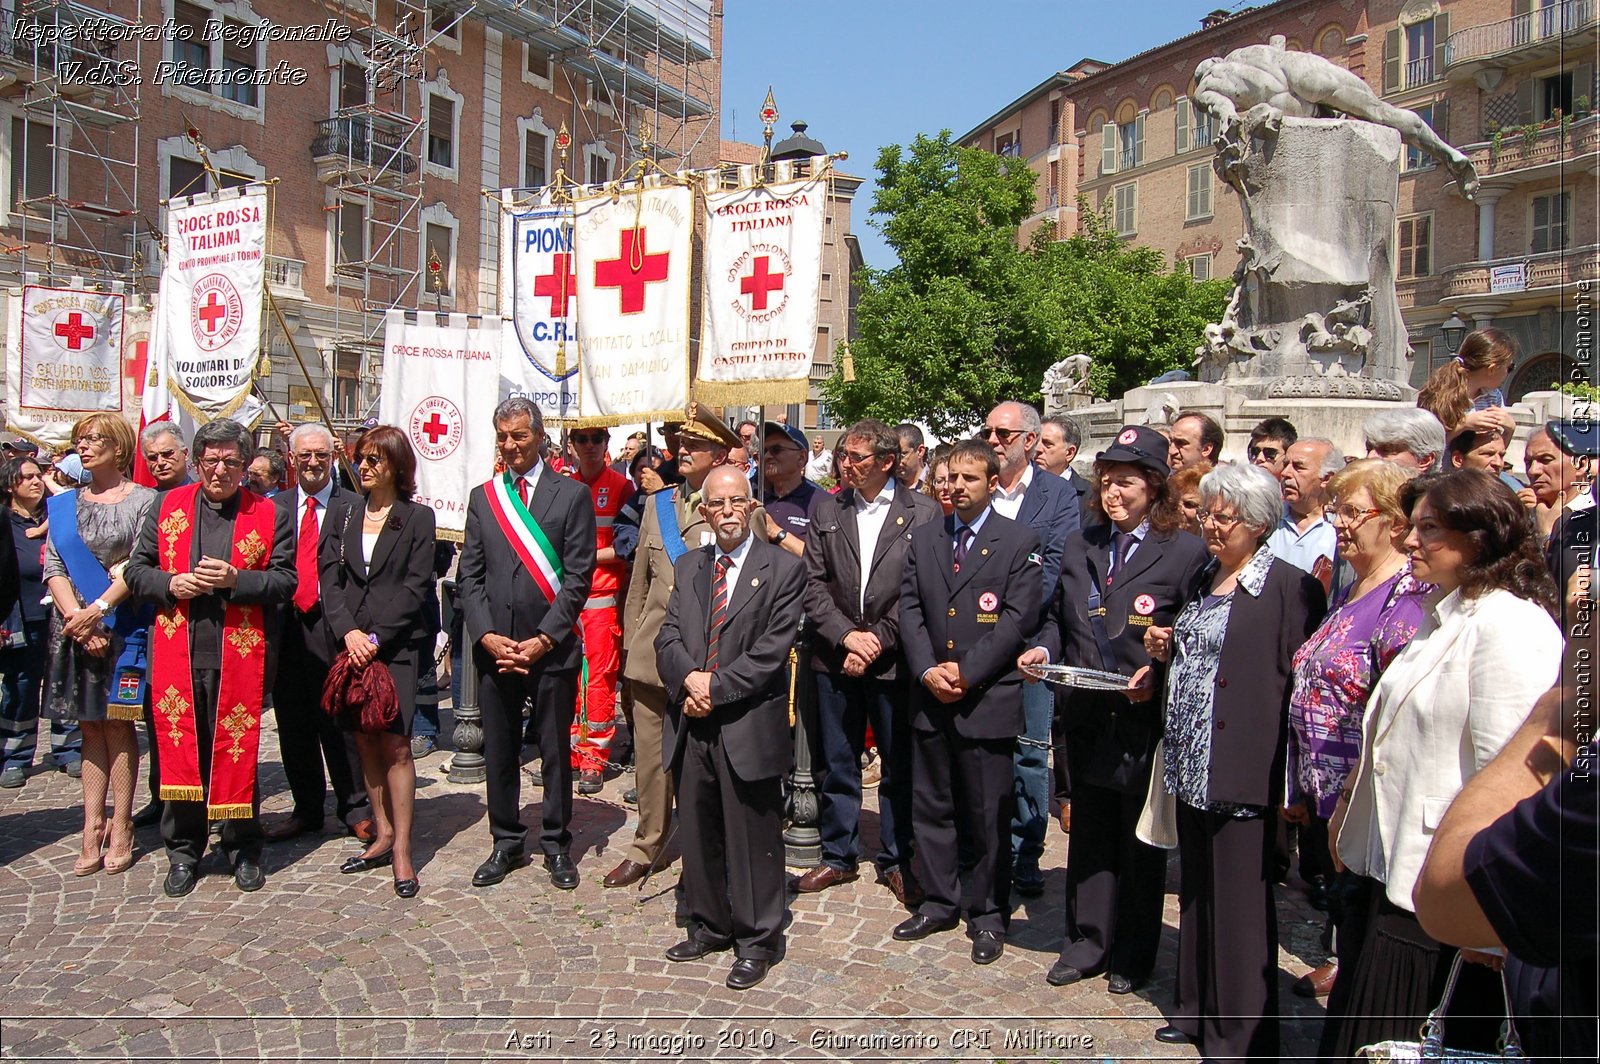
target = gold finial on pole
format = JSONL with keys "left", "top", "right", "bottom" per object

{"left": 759, "top": 87, "right": 779, "bottom": 163}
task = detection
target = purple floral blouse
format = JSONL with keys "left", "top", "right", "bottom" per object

{"left": 1286, "top": 567, "right": 1430, "bottom": 819}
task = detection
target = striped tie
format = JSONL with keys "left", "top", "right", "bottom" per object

{"left": 706, "top": 553, "right": 732, "bottom": 671}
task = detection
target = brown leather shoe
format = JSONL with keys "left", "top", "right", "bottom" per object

{"left": 794, "top": 864, "right": 858, "bottom": 893}
{"left": 880, "top": 867, "right": 927, "bottom": 908}
{"left": 349, "top": 819, "right": 377, "bottom": 844}
{"left": 264, "top": 816, "right": 316, "bottom": 842}
{"left": 602, "top": 858, "right": 650, "bottom": 889}
{"left": 1293, "top": 960, "right": 1338, "bottom": 998}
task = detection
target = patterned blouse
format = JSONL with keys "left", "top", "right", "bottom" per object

{"left": 1286, "top": 566, "right": 1430, "bottom": 820}
{"left": 1163, "top": 544, "right": 1275, "bottom": 817}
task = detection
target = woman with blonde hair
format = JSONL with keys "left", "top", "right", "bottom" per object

{"left": 1168, "top": 460, "right": 1213, "bottom": 537}
{"left": 42, "top": 413, "right": 155, "bottom": 876}
{"left": 1416, "top": 328, "right": 1517, "bottom": 443}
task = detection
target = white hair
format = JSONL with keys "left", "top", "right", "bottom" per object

{"left": 1364, "top": 409, "right": 1446, "bottom": 464}
{"left": 289, "top": 423, "right": 335, "bottom": 452}
{"left": 1200, "top": 462, "right": 1283, "bottom": 539}
{"left": 139, "top": 422, "right": 185, "bottom": 452}
{"left": 1295, "top": 437, "right": 1345, "bottom": 477}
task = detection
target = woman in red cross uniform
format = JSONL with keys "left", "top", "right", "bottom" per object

{"left": 567, "top": 427, "right": 630, "bottom": 793}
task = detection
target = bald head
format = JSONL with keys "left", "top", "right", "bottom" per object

{"left": 699, "top": 464, "right": 755, "bottom": 551}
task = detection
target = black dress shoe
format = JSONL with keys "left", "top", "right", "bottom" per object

{"left": 340, "top": 850, "right": 394, "bottom": 874}
{"left": 544, "top": 853, "right": 579, "bottom": 890}
{"left": 726, "top": 958, "right": 770, "bottom": 990}
{"left": 233, "top": 858, "right": 265, "bottom": 893}
{"left": 132, "top": 801, "right": 163, "bottom": 828}
{"left": 892, "top": 913, "right": 960, "bottom": 941}
{"left": 1154, "top": 1025, "right": 1196, "bottom": 1045}
{"left": 163, "top": 863, "right": 198, "bottom": 898}
{"left": 1308, "top": 874, "right": 1331, "bottom": 911}
{"left": 971, "top": 931, "right": 1005, "bottom": 965}
{"left": 1013, "top": 869, "right": 1046, "bottom": 897}
{"left": 1107, "top": 973, "right": 1142, "bottom": 995}
{"left": 1045, "top": 960, "right": 1087, "bottom": 986}
{"left": 666, "top": 938, "right": 730, "bottom": 963}
{"left": 472, "top": 849, "right": 523, "bottom": 887}
{"left": 393, "top": 877, "right": 420, "bottom": 898}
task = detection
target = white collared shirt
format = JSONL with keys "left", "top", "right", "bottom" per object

{"left": 990, "top": 464, "right": 1033, "bottom": 520}
{"left": 296, "top": 479, "right": 336, "bottom": 535}
{"left": 854, "top": 480, "right": 897, "bottom": 614}
{"left": 713, "top": 531, "right": 755, "bottom": 598}
{"left": 512, "top": 458, "right": 546, "bottom": 501}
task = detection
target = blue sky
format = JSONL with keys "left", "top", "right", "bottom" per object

{"left": 720, "top": 0, "right": 1240, "bottom": 268}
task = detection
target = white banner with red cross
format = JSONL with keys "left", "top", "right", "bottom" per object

{"left": 378, "top": 310, "right": 502, "bottom": 539}
{"left": 498, "top": 191, "right": 581, "bottom": 422}
{"left": 571, "top": 183, "right": 692, "bottom": 425}
{"left": 699, "top": 170, "right": 827, "bottom": 404}
{"left": 150, "top": 186, "right": 267, "bottom": 421}
{"left": 5, "top": 286, "right": 129, "bottom": 450}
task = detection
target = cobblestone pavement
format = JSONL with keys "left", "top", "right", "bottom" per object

{"left": 0, "top": 715, "right": 1330, "bottom": 1062}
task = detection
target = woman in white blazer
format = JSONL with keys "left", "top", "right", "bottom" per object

{"left": 1321, "top": 470, "right": 1561, "bottom": 1060}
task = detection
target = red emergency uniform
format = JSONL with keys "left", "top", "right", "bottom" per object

{"left": 571, "top": 464, "right": 630, "bottom": 772}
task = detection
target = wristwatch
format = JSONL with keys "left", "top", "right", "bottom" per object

{"left": 772, "top": 529, "right": 789, "bottom": 545}
{"left": 91, "top": 598, "right": 113, "bottom": 618}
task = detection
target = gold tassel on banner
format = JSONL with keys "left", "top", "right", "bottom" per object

{"left": 840, "top": 341, "right": 857, "bottom": 383}
{"left": 787, "top": 646, "right": 798, "bottom": 728}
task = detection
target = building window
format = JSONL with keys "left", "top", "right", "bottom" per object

{"left": 1531, "top": 191, "right": 1569, "bottom": 253}
{"left": 335, "top": 200, "right": 368, "bottom": 268}
{"left": 168, "top": 156, "right": 207, "bottom": 199}
{"left": 431, "top": 8, "right": 460, "bottom": 41}
{"left": 171, "top": 2, "right": 209, "bottom": 73}
{"left": 426, "top": 94, "right": 456, "bottom": 170}
{"left": 1397, "top": 213, "right": 1431, "bottom": 278}
{"left": 1175, "top": 98, "right": 1215, "bottom": 153}
{"left": 1385, "top": 13, "right": 1448, "bottom": 94}
{"left": 1049, "top": 98, "right": 1061, "bottom": 146}
{"left": 1405, "top": 19, "right": 1435, "bottom": 86}
{"left": 524, "top": 129, "right": 548, "bottom": 187}
{"left": 523, "top": 43, "right": 553, "bottom": 88}
{"left": 1405, "top": 103, "right": 1438, "bottom": 171}
{"left": 166, "top": 0, "right": 263, "bottom": 110}
{"left": 820, "top": 272, "right": 832, "bottom": 302}
{"left": 587, "top": 152, "right": 611, "bottom": 185}
{"left": 1186, "top": 164, "right": 1212, "bottom": 220}
{"left": 10, "top": 118, "right": 54, "bottom": 211}
{"left": 332, "top": 347, "right": 365, "bottom": 422}
{"left": 1185, "top": 254, "right": 1212, "bottom": 281}
{"left": 995, "top": 130, "right": 1021, "bottom": 157}
{"left": 1101, "top": 115, "right": 1143, "bottom": 175}
{"left": 424, "top": 221, "right": 453, "bottom": 296}
{"left": 1113, "top": 182, "right": 1137, "bottom": 236}
{"left": 1536, "top": 69, "right": 1574, "bottom": 123}
{"left": 339, "top": 60, "right": 368, "bottom": 110}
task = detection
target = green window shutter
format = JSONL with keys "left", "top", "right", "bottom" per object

{"left": 1384, "top": 28, "right": 1402, "bottom": 94}
{"left": 1432, "top": 14, "right": 1449, "bottom": 80}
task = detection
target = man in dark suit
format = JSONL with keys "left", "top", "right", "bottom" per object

{"left": 458, "top": 397, "right": 596, "bottom": 890}
{"left": 794, "top": 419, "right": 939, "bottom": 905}
{"left": 895, "top": 438, "right": 1042, "bottom": 964}
{"left": 982, "top": 400, "right": 1079, "bottom": 897}
{"left": 655, "top": 465, "right": 804, "bottom": 991}
{"left": 263, "top": 423, "right": 373, "bottom": 844}
{"left": 1038, "top": 414, "right": 1096, "bottom": 523}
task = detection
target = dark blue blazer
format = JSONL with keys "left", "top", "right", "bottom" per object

{"left": 1015, "top": 468, "right": 1080, "bottom": 632}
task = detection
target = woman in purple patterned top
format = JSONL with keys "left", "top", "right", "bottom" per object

{"left": 1285, "top": 458, "right": 1429, "bottom": 1002}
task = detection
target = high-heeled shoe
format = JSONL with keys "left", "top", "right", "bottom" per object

{"left": 74, "top": 823, "right": 109, "bottom": 876}
{"left": 340, "top": 849, "right": 393, "bottom": 874}
{"left": 393, "top": 876, "right": 420, "bottom": 898}
{"left": 103, "top": 826, "right": 136, "bottom": 875}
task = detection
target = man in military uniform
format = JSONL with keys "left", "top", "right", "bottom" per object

{"left": 604, "top": 404, "right": 765, "bottom": 888}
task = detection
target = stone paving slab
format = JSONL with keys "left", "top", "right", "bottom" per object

{"left": 0, "top": 717, "right": 1329, "bottom": 1061}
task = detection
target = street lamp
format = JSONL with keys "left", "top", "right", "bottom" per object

{"left": 1441, "top": 311, "right": 1469, "bottom": 354}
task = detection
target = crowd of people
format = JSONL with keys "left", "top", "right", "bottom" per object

{"left": 0, "top": 328, "right": 1592, "bottom": 1050}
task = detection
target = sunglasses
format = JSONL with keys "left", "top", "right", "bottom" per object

{"left": 979, "top": 426, "right": 1024, "bottom": 442}
{"left": 1248, "top": 445, "right": 1283, "bottom": 461}
{"left": 357, "top": 453, "right": 385, "bottom": 467}
{"left": 570, "top": 433, "right": 607, "bottom": 445}
{"left": 763, "top": 445, "right": 802, "bottom": 459}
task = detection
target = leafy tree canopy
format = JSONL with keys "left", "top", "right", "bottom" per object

{"left": 824, "top": 131, "right": 1230, "bottom": 437}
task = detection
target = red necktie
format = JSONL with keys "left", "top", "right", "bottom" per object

{"left": 706, "top": 554, "right": 732, "bottom": 671}
{"left": 517, "top": 475, "right": 530, "bottom": 509}
{"left": 293, "top": 497, "right": 319, "bottom": 612}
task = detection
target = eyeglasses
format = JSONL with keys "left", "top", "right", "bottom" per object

{"left": 196, "top": 456, "right": 244, "bottom": 472}
{"left": 570, "top": 433, "right": 607, "bottom": 445}
{"left": 74, "top": 433, "right": 112, "bottom": 447}
{"left": 1195, "top": 510, "right": 1244, "bottom": 530}
{"left": 144, "top": 449, "right": 181, "bottom": 463}
{"left": 1324, "top": 505, "right": 1383, "bottom": 526}
{"left": 763, "top": 445, "right": 801, "bottom": 459}
{"left": 293, "top": 450, "right": 332, "bottom": 463}
{"left": 1248, "top": 445, "right": 1283, "bottom": 461}
{"left": 702, "top": 496, "right": 751, "bottom": 512}
{"left": 357, "top": 453, "right": 385, "bottom": 468}
{"left": 979, "top": 426, "right": 1024, "bottom": 443}
{"left": 840, "top": 450, "right": 879, "bottom": 465}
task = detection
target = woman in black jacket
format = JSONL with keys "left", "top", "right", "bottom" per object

{"left": 320, "top": 426, "right": 437, "bottom": 898}
{"left": 0, "top": 456, "right": 61, "bottom": 788}
{"left": 1020, "top": 425, "right": 1208, "bottom": 996}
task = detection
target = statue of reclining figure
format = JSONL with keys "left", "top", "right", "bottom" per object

{"left": 1193, "top": 36, "right": 1479, "bottom": 200}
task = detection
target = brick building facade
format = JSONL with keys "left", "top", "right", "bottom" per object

{"left": 961, "top": 0, "right": 1596, "bottom": 398}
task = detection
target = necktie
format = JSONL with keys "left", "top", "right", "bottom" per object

{"left": 516, "top": 475, "right": 530, "bottom": 509}
{"left": 293, "top": 497, "right": 319, "bottom": 612}
{"left": 954, "top": 526, "right": 974, "bottom": 572}
{"left": 706, "top": 554, "right": 732, "bottom": 671}
{"left": 1108, "top": 531, "right": 1129, "bottom": 586}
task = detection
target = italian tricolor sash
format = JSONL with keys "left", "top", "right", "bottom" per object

{"left": 484, "top": 471, "right": 564, "bottom": 604}
{"left": 149, "top": 484, "right": 275, "bottom": 818}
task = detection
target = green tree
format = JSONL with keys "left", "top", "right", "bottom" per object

{"left": 824, "top": 133, "right": 1229, "bottom": 435}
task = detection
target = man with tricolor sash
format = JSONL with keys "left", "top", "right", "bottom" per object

{"left": 458, "top": 397, "right": 595, "bottom": 891}
{"left": 124, "top": 420, "right": 296, "bottom": 897}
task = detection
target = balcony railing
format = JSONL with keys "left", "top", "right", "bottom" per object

{"left": 1119, "top": 148, "right": 1139, "bottom": 171}
{"left": 1405, "top": 55, "right": 1435, "bottom": 87}
{"left": 266, "top": 256, "right": 306, "bottom": 302}
{"left": 1443, "top": 243, "right": 1600, "bottom": 300}
{"left": 1464, "top": 114, "right": 1600, "bottom": 179}
{"left": 309, "top": 117, "right": 419, "bottom": 176}
{"left": 1445, "top": 0, "right": 1597, "bottom": 67}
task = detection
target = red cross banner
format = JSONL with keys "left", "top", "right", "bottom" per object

{"left": 6, "top": 286, "right": 131, "bottom": 449}
{"left": 699, "top": 169, "right": 827, "bottom": 404}
{"left": 499, "top": 195, "right": 580, "bottom": 422}
{"left": 150, "top": 186, "right": 267, "bottom": 421}
{"left": 571, "top": 183, "right": 692, "bottom": 423}
{"left": 378, "top": 310, "right": 502, "bottom": 539}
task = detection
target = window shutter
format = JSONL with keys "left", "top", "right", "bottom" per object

{"left": 1384, "top": 28, "right": 1401, "bottom": 94}
{"left": 1516, "top": 78, "right": 1536, "bottom": 124}
{"left": 1133, "top": 113, "right": 1145, "bottom": 166}
{"left": 1175, "top": 97, "right": 1191, "bottom": 153}
{"left": 1433, "top": 14, "right": 1449, "bottom": 79}
{"left": 1102, "top": 122, "right": 1117, "bottom": 175}
{"left": 1575, "top": 63, "right": 1595, "bottom": 107}
{"left": 1432, "top": 97, "right": 1447, "bottom": 143}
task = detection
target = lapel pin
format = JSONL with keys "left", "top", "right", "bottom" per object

{"left": 981, "top": 547, "right": 989, "bottom": 556}
{"left": 751, "top": 577, "right": 760, "bottom": 587}
{"left": 896, "top": 516, "right": 905, "bottom": 525}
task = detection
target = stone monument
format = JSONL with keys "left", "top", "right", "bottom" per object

{"left": 1042, "top": 354, "right": 1094, "bottom": 414}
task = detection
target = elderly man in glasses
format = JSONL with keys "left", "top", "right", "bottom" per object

{"left": 980, "top": 400, "right": 1080, "bottom": 899}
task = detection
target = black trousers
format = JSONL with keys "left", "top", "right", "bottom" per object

{"left": 813, "top": 670, "right": 913, "bottom": 876}
{"left": 912, "top": 726, "right": 1013, "bottom": 935}
{"left": 271, "top": 622, "right": 368, "bottom": 828}
{"left": 161, "top": 668, "right": 263, "bottom": 867}
{"left": 678, "top": 715, "right": 786, "bottom": 960}
{"left": 1058, "top": 779, "right": 1167, "bottom": 981}
{"left": 141, "top": 685, "right": 162, "bottom": 803}
{"left": 477, "top": 651, "right": 577, "bottom": 856}
{"left": 1173, "top": 801, "right": 1279, "bottom": 1060}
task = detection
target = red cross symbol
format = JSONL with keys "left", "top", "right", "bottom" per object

{"left": 592, "top": 227, "right": 670, "bottom": 314}
{"left": 126, "top": 338, "right": 148, "bottom": 391}
{"left": 420, "top": 413, "right": 450, "bottom": 444}
{"left": 739, "top": 256, "right": 785, "bottom": 310}
{"left": 197, "top": 292, "right": 228, "bottom": 333}
{"left": 54, "top": 312, "right": 95, "bottom": 350}
{"left": 533, "top": 253, "right": 578, "bottom": 318}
